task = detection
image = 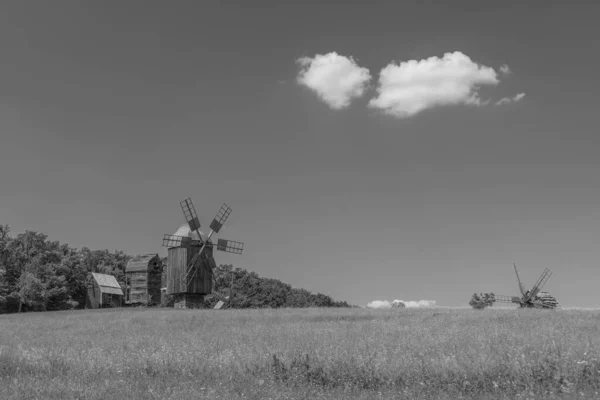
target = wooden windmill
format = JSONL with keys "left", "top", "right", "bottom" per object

{"left": 162, "top": 197, "right": 244, "bottom": 309}
{"left": 493, "top": 264, "right": 560, "bottom": 309}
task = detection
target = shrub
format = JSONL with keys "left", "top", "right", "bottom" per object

{"left": 469, "top": 292, "right": 495, "bottom": 309}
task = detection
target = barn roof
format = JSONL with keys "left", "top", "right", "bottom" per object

{"left": 91, "top": 272, "right": 124, "bottom": 296}
{"left": 100, "top": 287, "right": 124, "bottom": 295}
{"left": 126, "top": 253, "right": 161, "bottom": 273}
{"left": 172, "top": 224, "right": 210, "bottom": 243}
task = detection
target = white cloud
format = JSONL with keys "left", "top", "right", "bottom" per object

{"left": 368, "top": 51, "right": 500, "bottom": 118}
{"left": 366, "top": 299, "right": 437, "bottom": 309}
{"left": 500, "top": 64, "right": 511, "bottom": 75}
{"left": 296, "top": 52, "right": 372, "bottom": 109}
{"left": 401, "top": 300, "right": 437, "bottom": 308}
{"left": 495, "top": 92, "right": 526, "bottom": 105}
{"left": 366, "top": 300, "right": 393, "bottom": 309}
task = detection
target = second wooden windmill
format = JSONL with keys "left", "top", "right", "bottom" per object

{"left": 493, "top": 264, "right": 560, "bottom": 309}
{"left": 162, "top": 198, "right": 244, "bottom": 309}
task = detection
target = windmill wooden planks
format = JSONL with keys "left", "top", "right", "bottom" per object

{"left": 166, "top": 245, "right": 212, "bottom": 295}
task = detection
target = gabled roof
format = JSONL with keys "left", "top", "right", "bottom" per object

{"left": 100, "top": 286, "right": 124, "bottom": 295}
{"left": 126, "top": 253, "right": 161, "bottom": 273}
{"left": 91, "top": 272, "right": 124, "bottom": 296}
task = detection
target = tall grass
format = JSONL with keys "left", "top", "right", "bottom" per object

{"left": 1, "top": 307, "right": 599, "bottom": 399}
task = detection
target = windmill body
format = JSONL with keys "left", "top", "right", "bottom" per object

{"left": 162, "top": 198, "right": 243, "bottom": 309}
{"left": 493, "top": 264, "right": 560, "bottom": 309}
{"left": 165, "top": 225, "right": 213, "bottom": 307}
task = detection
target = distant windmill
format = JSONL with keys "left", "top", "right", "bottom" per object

{"left": 162, "top": 198, "right": 244, "bottom": 309}
{"left": 493, "top": 264, "right": 560, "bottom": 309}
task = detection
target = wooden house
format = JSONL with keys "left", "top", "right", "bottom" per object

{"left": 166, "top": 224, "right": 214, "bottom": 308}
{"left": 125, "top": 254, "right": 163, "bottom": 306}
{"left": 86, "top": 273, "right": 124, "bottom": 309}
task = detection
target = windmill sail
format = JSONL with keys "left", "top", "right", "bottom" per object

{"left": 513, "top": 263, "right": 527, "bottom": 296}
{"left": 209, "top": 203, "right": 232, "bottom": 233}
{"left": 180, "top": 198, "right": 202, "bottom": 235}
{"left": 523, "top": 268, "right": 552, "bottom": 302}
{"left": 217, "top": 239, "right": 244, "bottom": 254}
{"left": 162, "top": 234, "right": 201, "bottom": 248}
{"left": 494, "top": 295, "right": 522, "bottom": 304}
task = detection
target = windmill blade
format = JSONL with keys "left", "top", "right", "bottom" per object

{"left": 209, "top": 203, "right": 232, "bottom": 234}
{"left": 162, "top": 234, "right": 202, "bottom": 248}
{"left": 494, "top": 295, "right": 522, "bottom": 304}
{"left": 513, "top": 263, "right": 527, "bottom": 296}
{"left": 525, "top": 268, "right": 552, "bottom": 301}
{"left": 180, "top": 198, "right": 202, "bottom": 234}
{"left": 216, "top": 238, "right": 244, "bottom": 254}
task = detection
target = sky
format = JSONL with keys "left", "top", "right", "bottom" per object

{"left": 1, "top": 1, "right": 600, "bottom": 308}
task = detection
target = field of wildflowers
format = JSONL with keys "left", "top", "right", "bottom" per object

{"left": 1, "top": 307, "right": 599, "bottom": 399}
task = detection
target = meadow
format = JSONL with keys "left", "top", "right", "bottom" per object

{"left": 1, "top": 307, "right": 600, "bottom": 400}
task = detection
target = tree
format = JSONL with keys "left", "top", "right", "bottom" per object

{"left": 36, "top": 263, "right": 69, "bottom": 310}
{"left": 56, "top": 250, "right": 88, "bottom": 308}
{"left": 0, "top": 225, "right": 9, "bottom": 312}
{"left": 18, "top": 272, "right": 47, "bottom": 311}
{"left": 0, "top": 228, "right": 99, "bottom": 313}
{"left": 469, "top": 292, "right": 496, "bottom": 309}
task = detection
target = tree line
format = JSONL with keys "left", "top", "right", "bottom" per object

{"left": 204, "top": 264, "right": 352, "bottom": 309}
{"left": 0, "top": 225, "right": 351, "bottom": 313}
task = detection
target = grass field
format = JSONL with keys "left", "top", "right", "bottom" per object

{"left": 1, "top": 307, "right": 600, "bottom": 399}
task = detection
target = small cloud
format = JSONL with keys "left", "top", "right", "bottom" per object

{"left": 368, "top": 51, "right": 500, "bottom": 118}
{"left": 495, "top": 92, "right": 526, "bottom": 105}
{"left": 366, "top": 299, "right": 437, "bottom": 309}
{"left": 400, "top": 300, "right": 437, "bottom": 308}
{"left": 277, "top": 80, "right": 287, "bottom": 85}
{"left": 296, "top": 52, "right": 372, "bottom": 109}
{"left": 500, "top": 64, "right": 511, "bottom": 75}
{"left": 366, "top": 300, "right": 393, "bottom": 309}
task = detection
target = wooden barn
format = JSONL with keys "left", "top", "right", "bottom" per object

{"left": 166, "top": 224, "right": 214, "bottom": 308}
{"left": 125, "top": 254, "right": 163, "bottom": 306}
{"left": 86, "top": 273, "right": 124, "bottom": 309}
